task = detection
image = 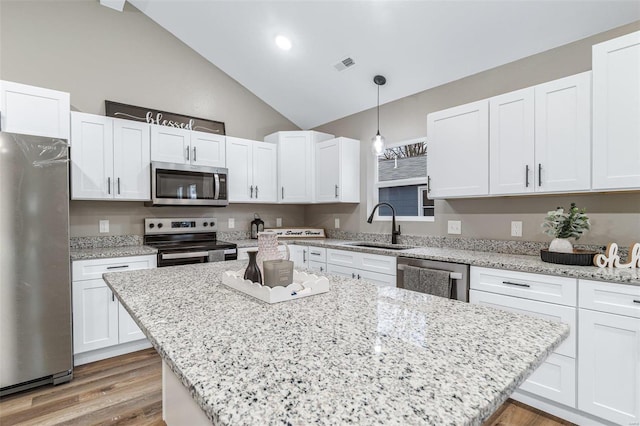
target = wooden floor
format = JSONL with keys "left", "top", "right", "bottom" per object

{"left": 0, "top": 349, "right": 572, "bottom": 426}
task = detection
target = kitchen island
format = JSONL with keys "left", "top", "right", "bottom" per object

{"left": 104, "top": 260, "right": 569, "bottom": 425}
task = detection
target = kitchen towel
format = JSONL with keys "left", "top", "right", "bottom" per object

{"left": 403, "top": 265, "right": 452, "bottom": 298}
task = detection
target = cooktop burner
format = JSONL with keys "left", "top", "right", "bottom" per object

{"left": 143, "top": 217, "right": 237, "bottom": 252}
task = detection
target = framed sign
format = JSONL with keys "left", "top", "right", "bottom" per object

{"left": 105, "top": 100, "right": 225, "bottom": 135}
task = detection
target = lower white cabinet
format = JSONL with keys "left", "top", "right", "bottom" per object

{"left": 72, "top": 255, "right": 156, "bottom": 365}
{"left": 326, "top": 249, "right": 396, "bottom": 287}
{"left": 577, "top": 280, "right": 640, "bottom": 425}
{"left": 470, "top": 267, "right": 577, "bottom": 409}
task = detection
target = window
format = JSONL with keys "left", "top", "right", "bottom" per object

{"left": 372, "top": 138, "right": 434, "bottom": 222}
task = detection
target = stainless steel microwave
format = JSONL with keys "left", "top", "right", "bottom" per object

{"left": 148, "top": 162, "right": 228, "bottom": 206}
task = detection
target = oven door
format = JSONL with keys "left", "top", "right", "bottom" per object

{"left": 158, "top": 250, "right": 211, "bottom": 267}
{"left": 149, "top": 162, "right": 228, "bottom": 206}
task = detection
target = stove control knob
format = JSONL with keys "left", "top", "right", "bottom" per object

{"left": 149, "top": 223, "right": 155, "bottom": 229}
{"left": 157, "top": 223, "right": 163, "bottom": 229}
{"left": 210, "top": 221, "right": 215, "bottom": 227}
{"left": 203, "top": 222, "right": 208, "bottom": 227}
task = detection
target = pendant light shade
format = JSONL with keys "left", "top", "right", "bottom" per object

{"left": 371, "top": 75, "right": 387, "bottom": 155}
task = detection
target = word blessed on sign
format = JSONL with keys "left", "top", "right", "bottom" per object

{"left": 105, "top": 101, "right": 225, "bottom": 135}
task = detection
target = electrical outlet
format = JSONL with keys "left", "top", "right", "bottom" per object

{"left": 99, "top": 220, "right": 109, "bottom": 233}
{"left": 447, "top": 220, "right": 461, "bottom": 235}
{"left": 228, "top": 218, "right": 235, "bottom": 229}
{"left": 335, "top": 218, "right": 340, "bottom": 229}
{"left": 276, "top": 218, "right": 282, "bottom": 227}
{"left": 511, "top": 221, "right": 523, "bottom": 237}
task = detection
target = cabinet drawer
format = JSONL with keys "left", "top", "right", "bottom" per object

{"left": 360, "top": 252, "right": 396, "bottom": 276}
{"left": 470, "top": 290, "right": 576, "bottom": 357}
{"left": 579, "top": 279, "right": 640, "bottom": 318}
{"left": 327, "top": 249, "right": 358, "bottom": 268}
{"left": 358, "top": 269, "right": 396, "bottom": 288}
{"left": 470, "top": 267, "right": 576, "bottom": 306}
{"left": 518, "top": 353, "right": 576, "bottom": 408}
{"left": 308, "top": 261, "right": 326, "bottom": 273}
{"left": 307, "top": 247, "right": 326, "bottom": 262}
{"left": 72, "top": 255, "right": 157, "bottom": 281}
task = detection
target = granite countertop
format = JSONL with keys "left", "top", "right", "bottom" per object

{"left": 70, "top": 245, "right": 157, "bottom": 261}
{"left": 104, "top": 260, "right": 569, "bottom": 425}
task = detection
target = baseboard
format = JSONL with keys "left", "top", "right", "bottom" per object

{"left": 74, "top": 339, "right": 152, "bottom": 366}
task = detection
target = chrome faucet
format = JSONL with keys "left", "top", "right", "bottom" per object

{"left": 367, "top": 202, "right": 401, "bottom": 244}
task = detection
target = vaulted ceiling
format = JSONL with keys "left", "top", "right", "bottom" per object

{"left": 128, "top": 0, "right": 640, "bottom": 129}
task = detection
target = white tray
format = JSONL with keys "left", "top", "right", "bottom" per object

{"left": 221, "top": 269, "right": 330, "bottom": 304}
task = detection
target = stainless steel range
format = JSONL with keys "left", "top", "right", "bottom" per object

{"left": 144, "top": 217, "right": 237, "bottom": 267}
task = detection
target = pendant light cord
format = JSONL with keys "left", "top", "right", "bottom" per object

{"left": 377, "top": 84, "right": 380, "bottom": 134}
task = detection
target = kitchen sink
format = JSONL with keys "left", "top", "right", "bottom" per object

{"left": 346, "top": 242, "right": 415, "bottom": 251}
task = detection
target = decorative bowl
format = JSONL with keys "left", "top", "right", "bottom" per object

{"left": 540, "top": 249, "right": 598, "bottom": 266}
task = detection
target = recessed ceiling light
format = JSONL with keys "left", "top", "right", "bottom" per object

{"left": 275, "top": 35, "right": 292, "bottom": 51}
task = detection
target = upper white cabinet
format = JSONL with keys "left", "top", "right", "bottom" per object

{"left": 592, "top": 31, "right": 640, "bottom": 190}
{"left": 427, "top": 100, "right": 489, "bottom": 198}
{"left": 315, "top": 137, "right": 360, "bottom": 203}
{"left": 490, "top": 72, "right": 591, "bottom": 195}
{"left": 0, "top": 80, "right": 70, "bottom": 140}
{"left": 150, "top": 124, "right": 225, "bottom": 168}
{"left": 226, "top": 136, "right": 277, "bottom": 203}
{"left": 71, "top": 112, "right": 150, "bottom": 200}
{"left": 264, "top": 130, "right": 334, "bottom": 203}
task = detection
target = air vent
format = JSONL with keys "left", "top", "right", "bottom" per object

{"left": 334, "top": 57, "right": 355, "bottom": 71}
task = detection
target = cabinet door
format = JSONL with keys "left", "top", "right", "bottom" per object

{"left": 578, "top": 309, "right": 640, "bottom": 425}
{"left": 226, "top": 136, "right": 254, "bottom": 202}
{"left": 150, "top": 125, "right": 190, "bottom": 164}
{"left": 357, "top": 269, "right": 396, "bottom": 288}
{"left": 289, "top": 245, "right": 308, "bottom": 268}
{"left": 191, "top": 131, "right": 225, "bottom": 168}
{"left": 70, "top": 112, "right": 113, "bottom": 200}
{"left": 489, "top": 88, "right": 535, "bottom": 195}
{"left": 326, "top": 263, "right": 357, "bottom": 279}
{"left": 427, "top": 100, "right": 489, "bottom": 198}
{"left": 72, "top": 279, "right": 119, "bottom": 354}
{"left": 253, "top": 141, "right": 278, "bottom": 202}
{"left": 592, "top": 31, "right": 640, "bottom": 190}
{"left": 0, "top": 80, "right": 70, "bottom": 139}
{"left": 112, "top": 118, "right": 150, "bottom": 200}
{"left": 118, "top": 302, "right": 145, "bottom": 344}
{"left": 278, "top": 132, "right": 314, "bottom": 203}
{"left": 315, "top": 139, "right": 340, "bottom": 202}
{"left": 535, "top": 72, "right": 591, "bottom": 193}
{"left": 326, "top": 249, "right": 360, "bottom": 268}
{"left": 308, "top": 261, "right": 326, "bottom": 273}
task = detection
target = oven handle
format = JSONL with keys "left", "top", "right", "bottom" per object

{"left": 161, "top": 251, "right": 209, "bottom": 260}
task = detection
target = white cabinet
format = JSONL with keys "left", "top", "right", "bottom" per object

{"left": 326, "top": 249, "right": 396, "bottom": 287}
{"left": 72, "top": 255, "right": 156, "bottom": 365}
{"left": 226, "top": 136, "right": 277, "bottom": 203}
{"left": 289, "top": 246, "right": 327, "bottom": 271}
{"left": 426, "top": 100, "right": 489, "bottom": 198}
{"left": 578, "top": 279, "right": 640, "bottom": 425}
{"left": 289, "top": 245, "right": 308, "bottom": 268}
{"left": 470, "top": 267, "right": 577, "bottom": 408}
{"left": 264, "top": 130, "right": 334, "bottom": 203}
{"left": 0, "top": 80, "right": 70, "bottom": 139}
{"left": 592, "top": 31, "right": 640, "bottom": 190}
{"left": 315, "top": 137, "right": 360, "bottom": 203}
{"left": 150, "top": 125, "right": 225, "bottom": 168}
{"left": 71, "top": 112, "right": 150, "bottom": 200}
{"left": 489, "top": 72, "right": 591, "bottom": 195}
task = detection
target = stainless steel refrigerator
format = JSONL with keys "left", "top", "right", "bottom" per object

{"left": 0, "top": 131, "right": 73, "bottom": 396}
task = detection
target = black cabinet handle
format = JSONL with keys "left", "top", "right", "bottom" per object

{"left": 107, "top": 265, "right": 129, "bottom": 270}
{"left": 633, "top": 300, "right": 640, "bottom": 304}
{"left": 502, "top": 280, "right": 530, "bottom": 288}
{"left": 255, "top": 186, "right": 259, "bottom": 198}
{"left": 250, "top": 185, "right": 254, "bottom": 198}
{"left": 538, "top": 163, "right": 542, "bottom": 187}
{"left": 186, "top": 147, "right": 189, "bottom": 161}
{"left": 117, "top": 177, "right": 121, "bottom": 195}
{"left": 107, "top": 177, "right": 111, "bottom": 194}
{"left": 525, "top": 165, "right": 530, "bottom": 187}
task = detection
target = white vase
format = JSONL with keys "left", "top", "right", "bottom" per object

{"left": 549, "top": 238, "right": 573, "bottom": 253}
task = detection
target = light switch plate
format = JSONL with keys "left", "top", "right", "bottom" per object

{"left": 335, "top": 218, "right": 340, "bottom": 229}
{"left": 511, "top": 221, "right": 523, "bottom": 237}
{"left": 228, "top": 218, "right": 235, "bottom": 229}
{"left": 99, "top": 220, "right": 109, "bottom": 233}
{"left": 447, "top": 220, "right": 461, "bottom": 235}
{"left": 276, "top": 218, "right": 282, "bottom": 227}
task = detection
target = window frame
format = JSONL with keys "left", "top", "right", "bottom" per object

{"left": 371, "top": 137, "right": 434, "bottom": 223}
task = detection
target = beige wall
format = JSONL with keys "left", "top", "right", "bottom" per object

{"left": 309, "top": 21, "right": 640, "bottom": 246}
{"left": 0, "top": 0, "right": 303, "bottom": 237}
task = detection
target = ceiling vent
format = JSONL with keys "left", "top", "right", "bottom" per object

{"left": 334, "top": 57, "right": 355, "bottom": 71}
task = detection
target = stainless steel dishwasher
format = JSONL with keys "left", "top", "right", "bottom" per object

{"left": 396, "top": 257, "right": 470, "bottom": 302}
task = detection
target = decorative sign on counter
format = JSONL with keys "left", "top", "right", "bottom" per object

{"left": 594, "top": 242, "right": 640, "bottom": 268}
{"left": 265, "top": 228, "right": 326, "bottom": 238}
{"left": 222, "top": 269, "right": 329, "bottom": 303}
{"left": 105, "top": 100, "right": 225, "bottom": 135}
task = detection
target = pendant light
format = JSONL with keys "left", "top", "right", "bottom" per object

{"left": 371, "top": 75, "right": 387, "bottom": 155}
